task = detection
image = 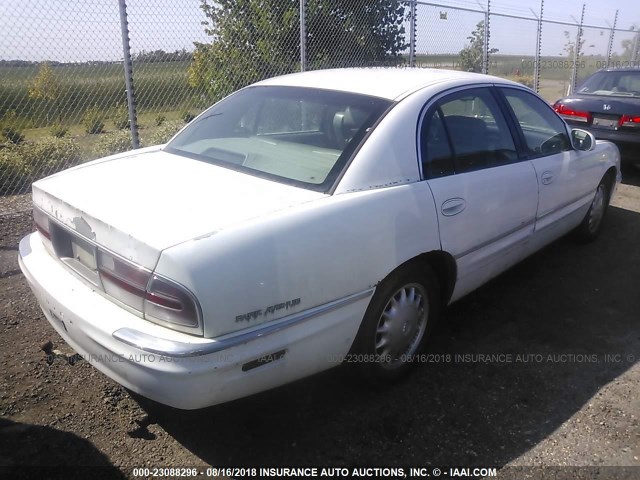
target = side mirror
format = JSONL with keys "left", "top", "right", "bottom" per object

{"left": 571, "top": 129, "right": 596, "bottom": 151}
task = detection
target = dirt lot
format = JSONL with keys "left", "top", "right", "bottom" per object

{"left": 1, "top": 167, "right": 639, "bottom": 480}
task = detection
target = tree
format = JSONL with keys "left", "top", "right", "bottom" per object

{"left": 305, "top": 0, "right": 407, "bottom": 68}
{"left": 562, "top": 30, "right": 585, "bottom": 60}
{"left": 620, "top": 26, "right": 639, "bottom": 62}
{"left": 28, "top": 63, "right": 61, "bottom": 124}
{"left": 133, "top": 48, "right": 192, "bottom": 63}
{"left": 188, "top": 0, "right": 408, "bottom": 101}
{"left": 459, "top": 21, "right": 498, "bottom": 73}
{"left": 28, "top": 63, "right": 60, "bottom": 103}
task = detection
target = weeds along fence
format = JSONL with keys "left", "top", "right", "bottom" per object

{"left": 0, "top": 0, "right": 638, "bottom": 200}
{"left": 0, "top": 62, "right": 197, "bottom": 127}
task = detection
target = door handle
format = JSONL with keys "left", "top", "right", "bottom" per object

{"left": 541, "top": 171, "right": 554, "bottom": 185}
{"left": 441, "top": 198, "right": 466, "bottom": 216}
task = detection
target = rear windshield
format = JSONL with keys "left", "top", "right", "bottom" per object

{"left": 577, "top": 71, "right": 640, "bottom": 97}
{"left": 165, "top": 86, "right": 392, "bottom": 192}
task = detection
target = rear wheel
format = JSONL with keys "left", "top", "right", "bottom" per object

{"left": 351, "top": 263, "right": 440, "bottom": 383}
{"left": 574, "top": 179, "right": 611, "bottom": 242}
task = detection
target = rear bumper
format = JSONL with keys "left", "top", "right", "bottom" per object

{"left": 564, "top": 124, "right": 640, "bottom": 163}
{"left": 19, "top": 232, "right": 370, "bottom": 409}
{"left": 589, "top": 128, "right": 640, "bottom": 145}
{"left": 575, "top": 126, "right": 640, "bottom": 157}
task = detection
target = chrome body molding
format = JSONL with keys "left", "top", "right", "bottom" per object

{"left": 112, "top": 288, "right": 375, "bottom": 357}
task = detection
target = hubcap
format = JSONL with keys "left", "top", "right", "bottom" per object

{"left": 375, "top": 283, "right": 428, "bottom": 369}
{"left": 588, "top": 184, "right": 606, "bottom": 234}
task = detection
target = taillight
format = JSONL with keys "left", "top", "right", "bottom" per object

{"left": 33, "top": 207, "right": 55, "bottom": 257}
{"left": 33, "top": 208, "right": 51, "bottom": 240}
{"left": 97, "top": 250, "right": 151, "bottom": 311}
{"left": 554, "top": 102, "right": 592, "bottom": 123}
{"left": 619, "top": 115, "right": 640, "bottom": 128}
{"left": 144, "top": 275, "right": 200, "bottom": 328}
{"left": 97, "top": 250, "right": 201, "bottom": 330}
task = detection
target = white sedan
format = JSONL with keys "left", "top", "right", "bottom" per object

{"left": 19, "top": 68, "right": 620, "bottom": 409}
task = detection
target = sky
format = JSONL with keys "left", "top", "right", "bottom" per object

{"left": 445, "top": 0, "right": 638, "bottom": 27}
{"left": 417, "top": 0, "right": 640, "bottom": 56}
{"left": 0, "top": 0, "right": 639, "bottom": 62}
{"left": 0, "top": 0, "right": 210, "bottom": 63}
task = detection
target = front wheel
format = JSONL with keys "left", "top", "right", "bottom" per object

{"left": 350, "top": 263, "right": 440, "bottom": 383}
{"left": 573, "top": 179, "right": 611, "bottom": 242}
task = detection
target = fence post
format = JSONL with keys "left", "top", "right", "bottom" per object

{"left": 483, "top": 1, "right": 490, "bottom": 74}
{"left": 118, "top": 0, "right": 139, "bottom": 149}
{"left": 532, "top": 0, "right": 544, "bottom": 93}
{"left": 606, "top": 10, "right": 618, "bottom": 68}
{"left": 570, "top": 4, "right": 585, "bottom": 94}
{"left": 299, "top": 0, "right": 307, "bottom": 72}
{"left": 409, "top": 1, "right": 417, "bottom": 67}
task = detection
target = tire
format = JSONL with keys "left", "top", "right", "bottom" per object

{"left": 573, "top": 178, "right": 611, "bottom": 243}
{"left": 350, "top": 262, "right": 440, "bottom": 383}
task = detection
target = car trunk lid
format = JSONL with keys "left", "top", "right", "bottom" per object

{"left": 555, "top": 94, "right": 640, "bottom": 131}
{"left": 33, "top": 148, "right": 326, "bottom": 270}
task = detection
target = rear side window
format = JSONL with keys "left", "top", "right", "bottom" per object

{"left": 420, "top": 109, "right": 454, "bottom": 178}
{"left": 501, "top": 88, "right": 571, "bottom": 159}
{"left": 420, "top": 87, "right": 518, "bottom": 177}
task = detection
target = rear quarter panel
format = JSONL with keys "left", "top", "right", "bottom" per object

{"left": 155, "top": 183, "right": 440, "bottom": 339}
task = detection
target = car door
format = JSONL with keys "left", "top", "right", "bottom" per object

{"left": 497, "top": 86, "right": 603, "bottom": 238}
{"left": 420, "top": 86, "right": 539, "bottom": 302}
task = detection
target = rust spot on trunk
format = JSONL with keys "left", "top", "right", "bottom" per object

{"left": 72, "top": 216, "right": 96, "bottom": 240}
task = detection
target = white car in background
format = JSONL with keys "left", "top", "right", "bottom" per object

{"left": 19, "top": 68, "right": 620, "bottom": 409}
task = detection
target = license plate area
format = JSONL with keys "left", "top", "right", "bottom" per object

{"left": 592, "top": 114, "right": 620, "bottom": 130}
{"left": 50, "top": 223, "right": 101, "bottom": 287}
{"left": 50, "top": 310, "right": 68, "bottom": 332}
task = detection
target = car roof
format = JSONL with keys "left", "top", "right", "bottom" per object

{"left": 255, "top": 67, "right": 521, "bottom": 100}
{"left": 602, "top": 67, "right": 640, "bottom": 72}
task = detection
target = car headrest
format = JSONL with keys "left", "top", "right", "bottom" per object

{"left": 343, "top": 106, "right": 368, "bottom": 128}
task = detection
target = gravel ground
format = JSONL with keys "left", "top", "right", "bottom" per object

{"left": 1, "top": 167, "right": 639, "bottom": 480}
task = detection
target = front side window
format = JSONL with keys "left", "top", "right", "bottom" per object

{"left": 501, "top": 88, "right": 571, "bottom": 159}
{"left": 421, "top": 87, "right": 518, "bottom": 176}
{"left": 165, "top": 86, "right": 392, "bottom": 192}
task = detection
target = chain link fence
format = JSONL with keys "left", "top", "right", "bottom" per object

{"left": 125, "top": 0, "right": 210, "bottom": 148}
{"left": 0, "top": 0, "right": 126, "bottom": 197}
{"left": 414, "top": 3, "right": 485, "bottom": 70}
{"left": 486, "top": 14, "right": 539, "bottom": 83}
{"left": 1, "top": 0, "right": 638, "bottom": 204}
{"left": 537, "top": 21, "right": 579, "bottom": 102}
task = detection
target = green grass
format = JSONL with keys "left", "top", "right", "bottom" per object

{"left": 0, "top": 61, "right": 209, "bottom": 129}
{"left": 1, "top": 60, "right": 205, "bottom": 162}
{"left": 19, "top": 109, "right": 192, "bottom": 161}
